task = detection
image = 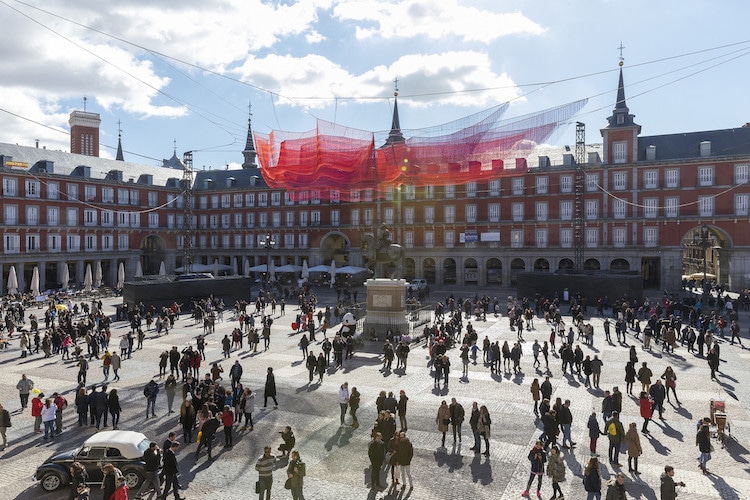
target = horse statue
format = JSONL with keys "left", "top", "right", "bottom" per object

{"left": 361, "top": 227, "right": 405, "bottom": 279}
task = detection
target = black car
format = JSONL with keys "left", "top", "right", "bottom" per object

{"left": 34, "top": 430, "right": 150, "bottom": 492}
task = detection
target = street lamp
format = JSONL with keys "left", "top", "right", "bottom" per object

{"left": 259, "top": 232, "right": 276, "bottom": 293}
{"left": 693, "top": 225, "right": 715, "bottom": 300}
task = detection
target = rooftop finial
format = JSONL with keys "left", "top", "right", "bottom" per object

{"left": 83, "top": 95, "right": 87, "bottom": 112}
{"left": 618, "top": 42, "right": 625, "bottom": 67}
{"left": 393, "top": 77, "right": 399, "bottom": 97}
{"left": 173, "top": 138, "right": 177, "bottom": 155}
{"left": 117, "top": 119, "right": 122, "bottom": 139}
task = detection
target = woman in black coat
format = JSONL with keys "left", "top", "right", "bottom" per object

{"left": 264, "top": 367, "right": 278, "bottom": 407}
{"left": 108, "top": 389, "right": 121, "bottom": 430}
{"left": 696, "top": 424, "right": 712, "bottom": 473}
{"left": 68, "top": 462, "right": 88, "bottom": 500}
{"left": 74, "top": 388, "right": 88, "bottom": 427}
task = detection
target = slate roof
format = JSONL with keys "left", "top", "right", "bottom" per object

{"left": 637, "top": 127, "right": 750, "bottom": 162}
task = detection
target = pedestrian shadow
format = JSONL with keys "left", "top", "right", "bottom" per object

{"left": 468, "top": 452, "right": 493, "bottom": 485}
{"left": 725, "top": 440, "right": 748, "bottom": 464}
{"left": 673, "top": 406, "right": 693, "bottom": 420}
{"left": 659, "top": 422, "right": 684, "bottom": 441}
{"left": 705, "top": 473, "right": 743, "bottom": 500}
{"left": 295, "top": 382, "right": 321, "bottom": 393}
{"left": 433, "top": 447, "right": 465, "bottom": 473}
{"left": 644, "top": 433, "right": 671, "bottom": 456}
{"left": 323, "top": 425, "right": 353, "bottom": 451}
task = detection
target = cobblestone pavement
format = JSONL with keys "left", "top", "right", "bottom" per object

{"left": 1, "top": 287, "right": 749, "bottom": 499}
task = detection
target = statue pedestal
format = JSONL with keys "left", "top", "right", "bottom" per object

{"left": 364, "top": 278, "right": 408, "bottom": 338}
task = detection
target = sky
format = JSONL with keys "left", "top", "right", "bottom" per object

{"left": 1, "top": 0, "right": 750, "bottom": 169}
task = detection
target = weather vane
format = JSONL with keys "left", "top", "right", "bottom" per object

{"left": 618, "top": 42, "right": 625, "bottom": 67}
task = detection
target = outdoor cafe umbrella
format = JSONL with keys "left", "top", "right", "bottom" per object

{"left": 213, "top": 259, "right": 220, "bottom": 278}
{"left": 95, "top": 261, "right": 103, "bottom": 287}
{"left": 135, "top": 260, "right": 143, "bottom": 278}
{"left": 84, "top": 264, "right": 93, "bottom": 293}
{"left": 302, "top": 259, "right": 309, "bottom": 280}
{"left": 159, "top": 261, "right": 167, "bottom": 276}
{"left": 330, "top": 259, "right": 336, "bottom": 288}
{"left": 117, "top": 262, "right": 125, "bottom": 290}
{"left": 231, "top": 256, "right": 238, "bottom": 276}
{"left": 30, "top": 266, "right": 40, "bottom": 296}
{"left": 268, "top": 259, "right": 276, "bottom": 282}
{"left": 61, "top": 263, "right": 70, "bottom": 289}
{"left": 7, "top": 265, "right": 18, "bottom": 295}
{"left": 244, "top": 258, "right": 250, "bottom": 277}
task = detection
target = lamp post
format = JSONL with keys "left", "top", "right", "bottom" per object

{"left": 693, "top": 225, "right": 714, "bottom": 300}
{"left": 260, "top": 232, "right": 275, "bottom": 293}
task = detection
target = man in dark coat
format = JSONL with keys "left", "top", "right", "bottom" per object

{"left": 196, "top": 413, "right": 220, "bottom": 461}
{"left": 649, "top": 380, "right": 667, "bottom": 419}
{"left": 542, "top": 409, "right": 559, "bottom": 449}
{"left": 263, "top": 367, "right": 278, "bottom": 408}
{"left": 368, "top": 432, "right": 386, "bottom": 489}
{"left": 161, "top": 441, "right": 184, "bottom": 500}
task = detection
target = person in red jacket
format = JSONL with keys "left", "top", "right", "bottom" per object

{"left": 639, "top": 391, "right": 653, "bottom": 434}
{"left": 31, "top": 393, "right": 44, "bottom": 433}
{"left": 222, "top": 405, "right": 234, "bottom": 447}
{"left": 110, "top": 476, "right": 129, "bottom": 500}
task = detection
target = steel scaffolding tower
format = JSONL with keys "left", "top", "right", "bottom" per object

{"left": 574, "top": 122, "right": 586, "bottom": 271}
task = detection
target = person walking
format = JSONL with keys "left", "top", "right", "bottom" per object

{"left": 31, "top": 392, "right": 44, "bottom": 433}
{"left": 649, "top": 380, "right": 667, "bottom": 420}
{"left": 639, "top": 392, "right": 653, "bottom": 434}
{"left": 624, "top": 361, "right": 636, "bottom": 396}
{"left": 660, "top": 465, "right": 685, "bottom": 500}
{"left": 263, "top": 367, "right": 278, "bottom": 408}
{"left": 164, "top": 374, "right": 177, "bottom": 414}
{"left": 349, "top": 387, "right": 360, "bottom": 429}
{"left": 111, "top": 352, "right": 122, "bottom": 381}
{"left": 583, "top": 456, "right": 602, "bottom": 500}
{"left": 449, "top": 398, "right": 465, "bottom": 443}
{"left": 469, "top": 401, "right": 481, "bottom": 453}
{"left": 477, "top": 405, "right": 492, "bottom": 456}
{"left": 605, "top": 411, "right": 625, "bottom": 467}
{"left": 696, "top": 423, "right": 712, "bottom": 474}
{"left": 604, "top": 472, "right": 627, "bottom": 499}
{"left": 41, "top": 398, "right": 57, "bottom": 440}
{"left": 161, "top": 441, "right": 184, "bottom": 500}
{"left": 102, "top": 351, "right": 113, "bottom": 380}
{"left": 531, "top": 378, "right": 541, "bottom": 417}
{"left": 287, "top": 450, "right": 306, "bottom": 500}
{"left": 305, "top": 352, "right": 316, "bottom": 383}
{"left": 587, "top": 411, "right": 605, "bottom": 456}
{"left": 52, "top": 392, "right": 67, "bottom": 435}
{"left": 623, "top": 422, "right": 642, "bottom": 474}
{"left": 397, "top": 390, "right": 408, "bottom": 432}
{"left": 546, "top": 445, "right": 566, "bottom": 499}
{"left": 196, "top": 413, "right": 220, "bottom": 461}
{"left": 221, "top": 405, "right": 234, "bottom": 447}
{"left": 522, "top": 440, "right": 547, "bottom": 498}
{"left": 436, "top": 400, "right": 450, "bottom": 448}
{"left": 75, "top": 387, "right": 88, "bottom": 428}
{"left": 368, "top": 433, "right": 386, "bottom": 489}
{"left": 558, "top": 400, "right": 576, "bottom": 449}
{"left": 144, "top": 379, "right": 159, "bottom": 418}
{"left": 395, "top": 431, "right": 413, "bottom": 490}
{"left": 637, "top": 362, "right": 653, "bottom": 394}
{"left": 661, "top": 366, "right": 681, "bottom": 405}
{"left": 108, "top": 389, "right": 121, "bottom": 430}
{"left": 16, "top": 374, "right": 34, "bottom": 410}
{"left": 338, "top": 382, "right": 350, "bottom": 426}
{"left": 136, "top": 442, "right": 162, "bottom": 500}
{"left": 707, "top": 348, "right": 720, "bottom": 380}
{"left": 179, "top": 396, "right": 196, "bottom": 444}
{"left": 0, "top": 403, "right": 11, "bottom": 450}
{"left": 240, "top": 388, "right": 255, "bottom": 432}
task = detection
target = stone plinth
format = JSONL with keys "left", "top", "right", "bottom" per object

{"left": 364, "top": 278, "right": 408, "bottom": 338}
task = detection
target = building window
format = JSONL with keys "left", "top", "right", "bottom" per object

{"left": 444, "top": 231, "right": 454, "bottom": 248}
{"left": 535, "top": 176, "right": 548, "bottom": 195}
{"left": 535, "top": 201, "right": 548, "bottom": 222}
{"left": 613, "top": 141, "right": 627, "bottom": 163}
{"left": 246, "top": 213, "right": 255, "bottom": 228}
{"left": 218, "top": 194, "right": 229, "bottom": 208}
{"left": 612, "top": 171, "right": 627, "bottom": 190}
{"left": 299, "top": 233, "right": 308, "bottom": 249}
{"left": 560, "top": 228, "right": 572, "bottom": 248}
{"left": 26, "top": 180, "right": 40, "bottom": 198}
{"left": 149, "top": 213, "right": 159, "bottom": 228}
{"left": 363, "top": 189, "right": 374, "bottom": 202}
{"left": 118, "top": 189, "right": 129, "bottom": 204}
{"left": 665, "top": 169, "right": 679, "bottom": 188}
{"left": 259, "top": 213, "right": 268, "bottom": 227}
{"left": 424, "top": 231, "right": 434, "bottom": 248}
{"left": 67, "top": 184, "right": 79, "bottom": 201}
{"left": 330, "top": 210, "right": 340, "bottom": 227}
{"left": 284, "top": 233, "right": 294, "bottom": 249}
{"left": 585, "top": 199, "right": 598, "bottom": 220}
{"left": 612, "top": 227, "right": 626, "bottom": 248}
{"left": 48, "top": 234, "right": 60, "bottom": 252}
{"left": 403, "top": 231, "right": 414, "bottom": 248}
{"left": 117, "top": 211, "right": 128, "bottom": 227}
{"left": 698, "top": 196, "right": 714, "bottom": 217}
{"left": 233, "top": 194, "right": 243, "bottom": 207}
{"left": 510, "top": 229, "right": 523, "bottom": 248}
{"left": 67, "top": 234, "right": 81, "bottom": 252}
{"left": 47, "top": 207, "right": 59, "bottom": 226}
{"left": 83, "top": 185, "right": 96, "bottom": 202}
{"left": 4, "top": 204, "right": 17, "bottom": 225}
{"left": 700, "top": 141, "right": 711, "bottom": 157}
{"left": 364, "top": 209, "right": 373, "bottom": 226}
{"left": 209, "top": 215, "right": 219, "bottom": 229}
{"left": 167, "top": 214, "right": 175, "bottom": 228}
{"left": 258, "top": 193, "right": 268, "bottom": 206}
{"left": 130, "top": 190, "right": 139, "bottom": 206}
{"left": 404, "top": 185, "right": 416, "bottom": 200}
{"left": 26, "top": 206, "right": 39, "bottom": 226}
{"left": 272, "top": 212, "right": 281, "bottom": 228}
{"left": 350, "top": 209, "right": 359, "bottom": 226}
{"left": 643, "top": 170, "right": 658, "bottom": 189}
{"left": 285, "top": 212, "right": 294, "bottom": 227}
{"left": 67, "top": 208, "right": 78, "bottom": 226}
{"left": 535, "top": 229, "right": 548, "bottom": 248}
{"left": 235, "top": 213, "right": 243, "bottom": 228}
{"left": 512, "top": 202, "right": 524, "bottom": 222}
{"left": 129, "top": 213, "right": 140, "bottom": 227}
{"left": 245, "top": 193, "right": 255, "bottom": 206}
{"left": 84, "top": 209, "right": 97, "bottom": 226}
{"left": 85, "top": 234, "right": 96, "bottom": 251}
{"left": 444, "top": 206, "right": 455, "bottom": 224}
{"left": 444, "top": 185, "right": 455, "bottom": 199}
{"left": 735, "top": 164, "right": 749, "bottom": 184}
{"left": 612, "top": 199, "right": 626, "bottom": 219}
{"left": 268, "top": 192, "right": 279, "bottom": 206}
{"left": 118, "top": 234, "right": 129, "bottom": 250}
{"left": 488, "top": 180, "right": 500, "bottom": 196}
{"left": 404, "top": 207, "right": 414, "bottom": 225}
{"left": 465, "top": 205, "right": 477, "bottom": 223}
{"left": 330, "top": 190, "right": 340, "bottom": 204}
{"left": 350, "top": 189, "right": 360, "bottom": 203}
{"left": 3, "top": 178, "right": 17, "bottom": 197}
{"left": 698, "top": 166, "right": 714, "bottom": 187}
{"left": 384, "top": 187, "right": 394, "bottom": 201}
{"left": 26, "top": 234, "right": 39, "bottom": 252}
{"left": 644, "top": 227, "right": 658, "bottom": 247}
{"left": 559, "top": 200, "right": 572, "bottom": 221}
{"left": 310, "top": 190, "right": 321, "bottom": 204}
{"left": 665, "top": 197, "right": 679, "bottom": 217}
{"left": 384, "top": 207, "right": 394, "bottom": 225}
{"left": 424, "top": 206, "right": 435, "bottom": 224}
{"left": 735, "top": 194, "right": 749, "bottom": 216}
{"left": 4, "top": 234, "right": 19, "bottom": 253}
{"left": 559, "top": 175, "right": 573, "bottom": 193}
{"left": 47, "top": 182, "right": 59, "bottom": 199}
{"left": 643, "top": 198, "right": 658, "bottom": 218}
{"left": 233, "top": 234, "right": 242, "bottom": 248}
{"left": 466, "top": 182, "right": 477, "bottom": 198}
{"left": 284, "top": 192, "right": 294, "bottom": 206}
{"left": 586, "top": 228, "right": 598, "bottom": 248}
{"left": 488, "top": 203, "right": 500, "bottom": 223}
{"left": 511, "top": 177, "right": 525, "bottom": 195}
{"left": 310, "top": 211, "right": 320, "bottom": 226}
{"left": 102, "top": 187, "right": 114, "bottom": 203}
{"left": 586, "top": 174, "right": 599, "bottom": 192}
{"left": 423, "top": 185, "right": 434, "bottom": 199}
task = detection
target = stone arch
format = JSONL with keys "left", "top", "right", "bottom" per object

{"left": 584, "top": 258, "right": 601, "bottom": 271}
{"left": 443, "top": 258, "right": 457, "bottom": 284}
{"left": 558, "top": 258, "right": 574, "bottom": 270}
{"left": 423, "top": 258, "right": 436, "bottom": 284}
{"left": 320, "top": 232, "right": 351, "bottom": 265}
{"left": 404, "top": 258, "right": 416, "bottom": 282}
{"left": 610, "top": 258, "right": 630, "bottom": 271}
{"left": 464, "top": 258, "right": 478, "bottom": 283}
{"left": 486, "top": 258, "right": 502, "bottom": 284}
{"left": 534, "top": 258, "right": 550, "bottom": 272}
{"left": 510, "top": 258, "right": 526, "bottom": 285}
{"left": 140, "top": 235, "right": 166, "bottom": 275}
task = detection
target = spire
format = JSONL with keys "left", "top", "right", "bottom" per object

{"left": 115, "top": 120, "right": 124, "bottom": 161}
{"left": 242, "top": 102, "right": 258, "bottom": 169}
{"left": 604, "top": 52, "right": 639, "bottom": 131}
{"left": 383, "top": 78, "right": 405, "bottom": 146}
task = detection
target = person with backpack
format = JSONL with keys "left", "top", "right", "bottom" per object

{"left": 0, "top": 403, "right": 11, "bottom": 451}
{"left": 522, "top": 440, "right": 547, "bottom": 497}
{"left": 286, "top": 450, "right": 306, "bottom": 500}
{"left": 52, "top": 392, "right": 67, "bottom": 435}
{"left": 605, "top": 411, "right": 626, "bottom": 467}
{"left": 143, "top": 380, "right": 159, "bottom": 418}
{"left": 583, "top": 456, "right": 602, "bottom": 500}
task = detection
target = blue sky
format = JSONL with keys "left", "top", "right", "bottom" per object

{"left": 1, "top": 0, "right": 749, "bottom": 169}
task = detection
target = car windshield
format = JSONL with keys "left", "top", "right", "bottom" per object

{"left": 136, "top": 438, "right": 150, "bottom": 454}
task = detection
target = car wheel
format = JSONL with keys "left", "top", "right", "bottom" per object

{"left": 40, "top": 471, "right": 62, "bottom": 491}
{"left": 122, "top": 469, "right": 143, "bottom": 489}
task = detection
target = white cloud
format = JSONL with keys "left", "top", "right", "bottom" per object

{"left": 333, "top": 0, "right": 545, "bottom": 42}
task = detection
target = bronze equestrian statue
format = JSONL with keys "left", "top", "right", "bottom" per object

{"left": 360, "top": 225, "right": 405, "bottom": 279}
